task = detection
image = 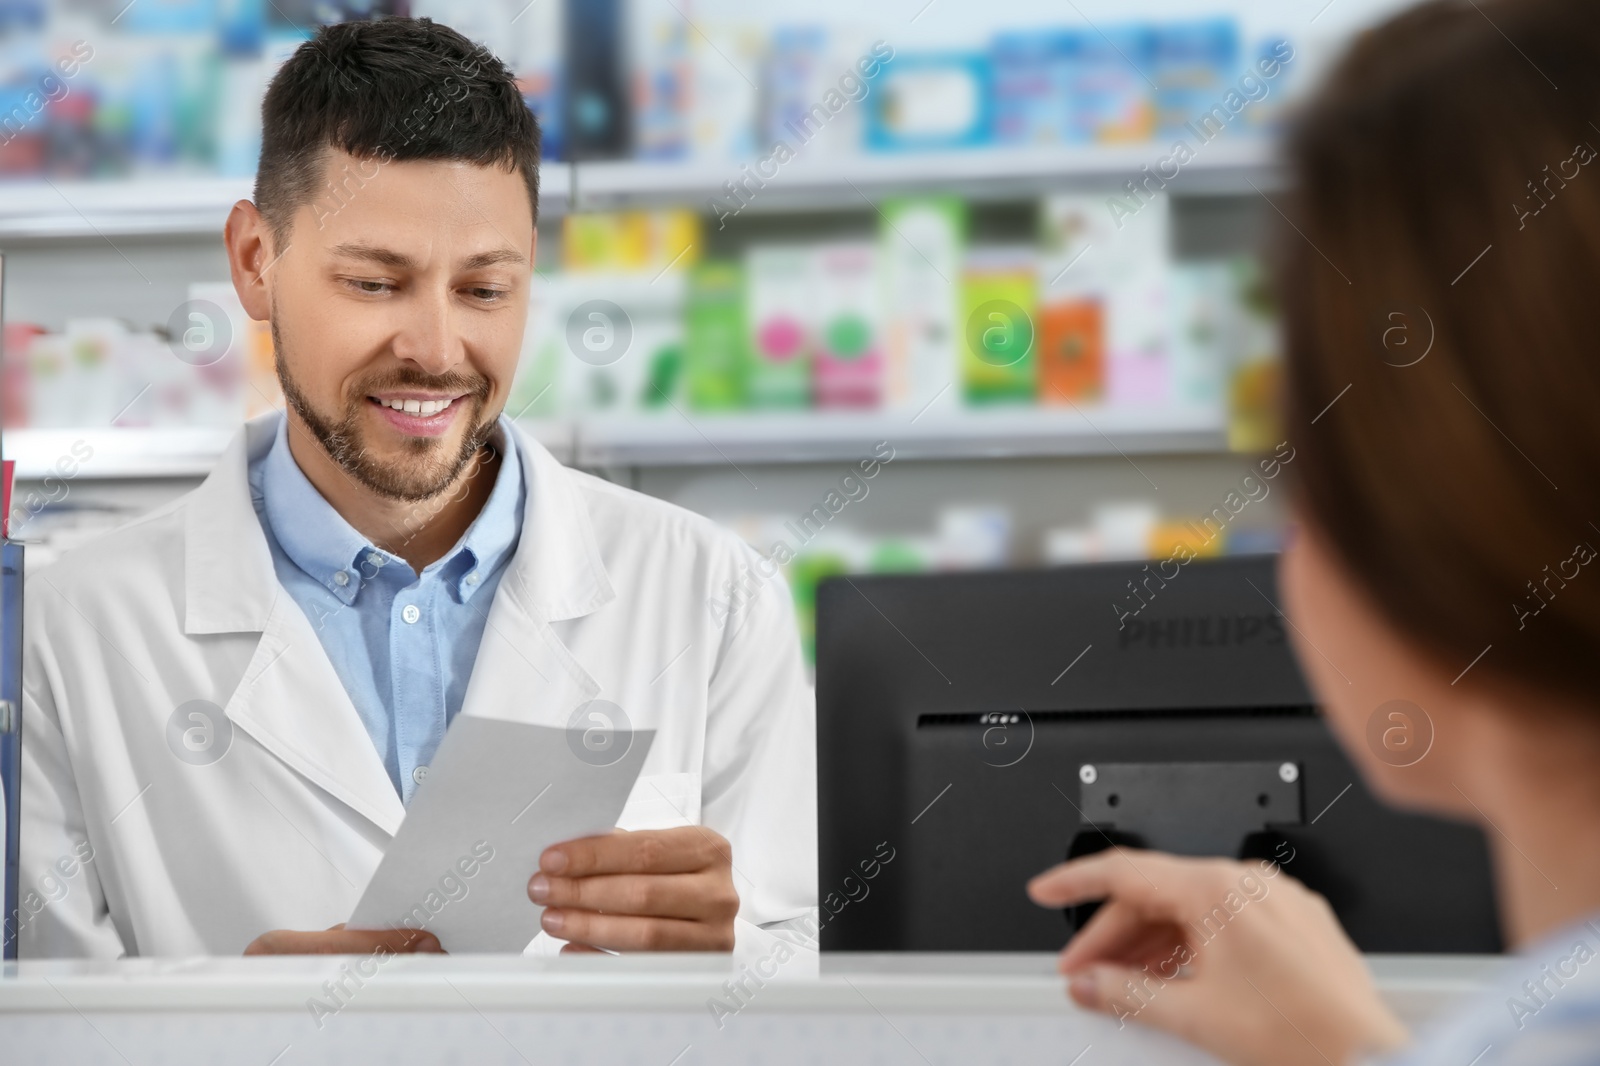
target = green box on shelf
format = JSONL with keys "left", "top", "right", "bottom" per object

{"left": 685, "top": 260, "right": 749, "bottom": 412}
{"left": 960, "top": 250, "right": 1039, "bottom": 404}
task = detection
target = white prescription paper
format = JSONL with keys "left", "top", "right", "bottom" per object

{"left": 348, "top": 717, "right": 655, "bottom": 953}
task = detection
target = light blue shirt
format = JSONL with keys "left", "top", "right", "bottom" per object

{"left": 247, "top": 415, "right": 525, "bottom": 804}
{"left": 1374, "top": 910, "right": 1600, "bottom": 1066}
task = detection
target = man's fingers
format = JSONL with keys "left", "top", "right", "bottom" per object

{"left": 542, "top": 827, "right": 729, "bottom": 877}
{"left": 244, "top": 926, "right": 444, "bottom": 955}
{"left": 542, "top": 908, "right": 735, "bottom": 952}
{"left": 530, "top": 871, "right": 739, "bottom": 922}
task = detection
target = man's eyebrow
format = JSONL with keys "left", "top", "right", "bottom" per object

{"left": 460, "top": 248, "right": 528, "bottom": 270}
{"left": 329, "top": 242, "right": 415, "bottom": 269}
{"left": 327, "top": 243, "right": 527, "bottom": 271}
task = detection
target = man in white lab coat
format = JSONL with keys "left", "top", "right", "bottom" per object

{"left": 15, "top": 18, "right": 815, "bottom": 959}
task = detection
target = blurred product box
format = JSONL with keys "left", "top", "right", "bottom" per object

{"left": 991, "top": 31, "right": 1072, "bottom": 146}
{"left": 1062, "top": 25, "right": 1155, "bottom": 144}
{"left": 744, "top": 244, "right": 813, "bottom": 409}
{"left": 960, "top": 248, "right": 1038, "bottom": 405}
{"left": 1149, "top": 19, "right": 1239, "bottom": 141}
{"left": 684, "top": 260, "right": 747, "bottom": 412}
{"left": 867, "top": 53, "right": 991, "bottom": 152}
{"left": 811, "top": 242, "right": 882, "bottom": 409}
{"left": 1041, "top": 192, "right": 1172, "bottom": 407}
{"left": 879, "top": 197, "right": 964, "bottom": 414}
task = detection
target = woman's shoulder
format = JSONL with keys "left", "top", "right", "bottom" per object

{"left": 1376, "top": 917, "right": 1600, "bottom": 1066}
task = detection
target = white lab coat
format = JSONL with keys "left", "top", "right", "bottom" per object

{"left": 17, "top": 413, "right": 816, "bottom": 958}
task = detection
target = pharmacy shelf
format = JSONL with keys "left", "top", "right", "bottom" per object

{"left": 5, "top": 426, "right": 238, "bottom": 480}
{"left": 4, "top": 407, "right": 1230, "bottom": 479}
{"left": 572, "top": 406, "right": 1230, "bottom": 467}
{"left": 4, "top": 420, "right": 576, "bottom": 481}
{"left": 0, "top": 164, "right": 575, "bottom": 241}
{"left": 0, "top": 141, "right": 1275, "bottom": 240}
{"left": 570, "top": 138, "right": 1279, "bottom": 212}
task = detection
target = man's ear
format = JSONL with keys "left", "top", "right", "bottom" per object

{"left": 224, "top": 200, "right": 282, "bottom": 322}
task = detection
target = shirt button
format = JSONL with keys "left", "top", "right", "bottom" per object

{"left": 332, "top": 570, "right": 350, "bottom": 586}
{"left": 367, "top": 552, "right": 383, "bottom": 568}
{"left": 465, "top": 572, "right": 480, "bottom": 585}
{"left": 412, "top": 765, "right": 429, "bottom": 784}
{"left": 401, "top": 604, "right": 421, "bottom": 624}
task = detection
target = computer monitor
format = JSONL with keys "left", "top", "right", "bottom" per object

{"left": 815, "top": 555, "right": 1500, "bottom": 954}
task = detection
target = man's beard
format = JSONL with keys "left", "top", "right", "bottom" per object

{"left": 272, "top": 318, "right": 497, "bottom": 503}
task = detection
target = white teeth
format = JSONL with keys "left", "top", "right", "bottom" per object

{"left": 377, "top": 397, "right": 452, "bottom": 415}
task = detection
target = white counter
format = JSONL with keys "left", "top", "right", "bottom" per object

{"left": 0, "top": 952, "right": 1500, "bottom": 1065}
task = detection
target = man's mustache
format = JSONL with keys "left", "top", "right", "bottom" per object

{"left": 351, "top": 370, "right": 492, "bottom": 401}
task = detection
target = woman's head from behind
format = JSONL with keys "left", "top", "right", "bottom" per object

{"left": 1276, "top": 0, "right": 1600, "bottom": 815}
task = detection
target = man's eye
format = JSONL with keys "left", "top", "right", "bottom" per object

{"left": 469, "top": 287, "right": 506, "bottom": 302}
{"left": 352, "top": 280, "right": 389, "bottom": 294}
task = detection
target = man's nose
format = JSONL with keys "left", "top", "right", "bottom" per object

{"left": 391, "top": 288, "right": 463, "bottom": 375}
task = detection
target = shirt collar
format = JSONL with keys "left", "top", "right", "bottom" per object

{"left": 257, "top": 416, "right": 524, "bottom": 604}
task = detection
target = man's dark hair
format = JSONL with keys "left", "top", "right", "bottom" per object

{"left": 253, "top": 17, "right": 540, "bottom": 246}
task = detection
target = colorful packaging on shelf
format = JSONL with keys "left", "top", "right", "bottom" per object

{"left": 685, "top": 260, "right": 748, "bottom": 411}
{"left": 563, "top": 210, "right": 701, "bottom": 274}
{"left": 2, "top": 323, "right": 41, "bottom": 429}
{"left": 1037, "top": 300, "right": 1103, "bottom": 404}
{"left": 991, "top": 31, "right": 1071, "bottom": 146}
{"left": 1149, "top": 19, "right": 1239, "bottom": 141}
{"left": 1167, "top": 260, "right": 1231, "bottom": 411}
{"left": 629, "top": 0, "right": 692, "bottom": 160}
{"left": 879, "top": 196, "right": 964, "bottom": 414}
{"left": 744, "top": 245, "right": 814, "bottom": 409}
{"left": 1240, "top": 34, "right": 1300, "bottom": 134}
{"left": 1062, "top": 25, "right": 1155, "bottom": 144}
{"left": 866, "top": 53, "right": 991, "bottom": 152}
{"left": 187, "top": 281, "right": 269, "bottom": 423}
{"left": 215, "top": 55, "right": 268, "bottom": 177}
{"left": 937, "top": 504, "right": 1014, "bottom": 569}
{"left": 764, "top": 26, "right": 831, "bottom": 151}
{"left": 689, "top": 21, "right": 762, "bottom": 161}
{"left": 63, "top": 318, "right": 132, "bottom": 426}
{"left": 1039, "top": 191, "right": 1171, "bottom": 407}
{"left": 960, "top": 247, "right": 1037, "bottom": 405}
{"left": 812, "top": 242, "right": 883, "bottom": 409}
{"left": 547, "top": 272, "right": 687, "bottom": 415}
{"left": 1036, "top": 195, "right": 1104, "bottom": 404}
{"left": 1223, "top": 256, "right": 1282, "bottom": 452}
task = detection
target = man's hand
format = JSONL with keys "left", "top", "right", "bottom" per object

{"left": 530, "top": 827, "right": 739, "bottom": 952}
{"left": 1028, "top": 850, "right": 1408, "bottom": 1066}
{"left": 244, "top": 923, "right": 444, "bottom": 955}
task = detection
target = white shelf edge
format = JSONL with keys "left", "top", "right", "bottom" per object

{"left": 574, "top": 408, "right": 1230, "bottom": 466}
{"left": 571, "top": 137, "right": 1280, "bottom": 210}
{"left": 0, "top": 164, "right": 575, "bottom": 241}
{"left": 0, "top": 140, "right": 1277, "bottom": 240}
{"left": 3, "top": 410, "right": 1231, "bottom": 480}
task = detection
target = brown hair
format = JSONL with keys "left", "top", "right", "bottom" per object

{"left": 1280, "top": 0, "right": 1600, "bottom": 704}
{"left": 255, "top": 17, "right": 539, "bottom": 248}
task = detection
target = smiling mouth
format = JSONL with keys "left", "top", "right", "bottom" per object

{"left": 369, "top": 395, "right": 462, "bottom": 416}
